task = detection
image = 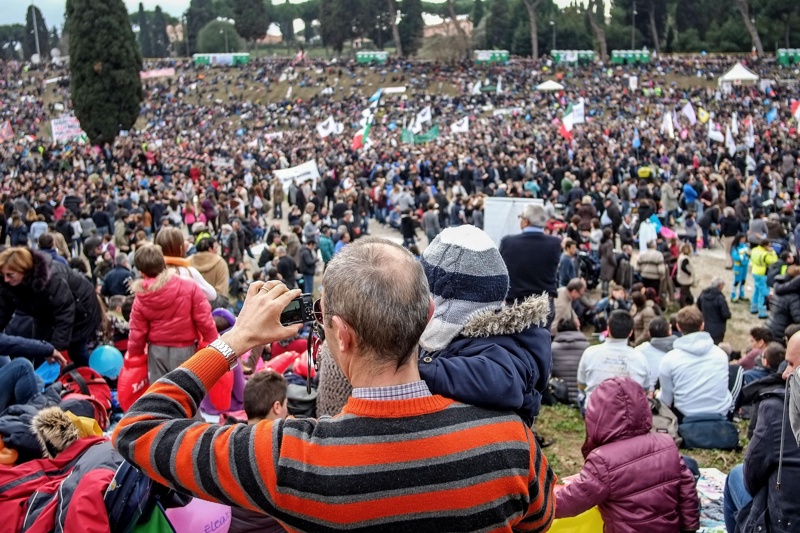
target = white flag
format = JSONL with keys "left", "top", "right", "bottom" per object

{"left": 572, "top": 101, "right": 585, "bottom": 125}
{"left": 416, "top": 106, "right": 432, "bottom": 126}
{"left": 725, "top": 125, "right": 736, "bottom": 156}
{"left": 471, "top": 80, "right": 482, "bottom": 95}
{"left": 286, "top": 85, "right": 293, "bottom": 100}
{"left": 745, "top": 117, "right": 755, "bottom": 148}
{"left": 672, "top": 110, "right": 680, "bottom": 131}
{"left": 316, "top": 116, "right": 342, "bottom": 139}
{"left": 708, "top": 121, "right": 724, "bottom": 143}
{"left": 450, "top": 117, "right": 469, "bottom": 134}
{"left": 497, "top": 76, "right": 503, "bottom": 94}
{"left": 681, "top": 102, "right": 697, "bottom": 126}
{"left": 660, "top": 112, "right": 674, "bottom": 139}
{"left": 731, "top": 112, "right": 739, "bottom": 136}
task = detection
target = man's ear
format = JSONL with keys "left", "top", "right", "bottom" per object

{"left": 332, "top": 315, "right": 354, "bottom": 353}
{"left": 271, "top": 400, "right": 283, "bottom": 416}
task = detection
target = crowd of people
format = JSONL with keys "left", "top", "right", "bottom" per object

{"left": 0, "top": 51, "right": 800, "bottom": 531}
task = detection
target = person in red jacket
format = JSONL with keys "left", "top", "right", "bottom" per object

{"left": 555, "top": 377, "right": 700, "bottom": 532}
{"left": 128, "top": 244, "right": 217, "bottom": 382}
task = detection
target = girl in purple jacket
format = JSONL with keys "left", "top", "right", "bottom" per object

{"left": 556, "top": 377, "right": 700, "bottom": 532}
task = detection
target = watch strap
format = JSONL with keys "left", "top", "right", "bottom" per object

{"left": 209, "top": 338, "right": 238, "bottom": 370}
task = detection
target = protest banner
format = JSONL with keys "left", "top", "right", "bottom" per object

{"left": 140, "top": 68, "right": 176, "bottom": 80}
{"left": 50, "top": 116, "right": 84, "bottom": 142}
{"left": 0, "top": 121, "right": 14, "bottom": 143}
{"left": 273, "top": 160, "right": 321, "bottom": 192}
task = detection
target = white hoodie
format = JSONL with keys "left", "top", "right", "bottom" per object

{"left": 659, "top": 331, "right": 732, "bottom": 417}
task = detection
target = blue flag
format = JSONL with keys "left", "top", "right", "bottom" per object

{"left": 632, "top": 128, "right": 641, "bottom": 149}
{"left": 369, "top": 88, "right": 383, "bottom": 103}
{"left": 766, "top": 108, "right": 778, "bottom": 124}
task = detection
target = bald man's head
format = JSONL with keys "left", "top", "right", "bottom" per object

{"left": 782, "top": 331, "right": 800, "bottom": 380}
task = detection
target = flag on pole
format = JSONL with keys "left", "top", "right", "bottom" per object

{"left": 660, "top": 112, "right": 674, "bottom": 139}
{"left": 708, "top": 121, "right": 724, "bottom": 143}
{"left": 316, "top": 116, "right": 343, "bottom": 139}
{"left": 450, "top": 117, "right": 469, "bottom": 134}
{"left": 725, "top": 125, "right": 736, "bottom": 156}
{"left": 559, "top": 102, "right": 585, "bottom": 138}
{"left": 672, "top": 110, "right": 680, "bottom": 131}
{"left": 369, "top": 88, "right": 383, "bottom": 103}
{"left": 792, "top": 100, "right": 800, "bottom": 123}
{"left": 351, "top": 120, "right": 372, "bottom": 150}
{"left": 0, "top": 120, "right": 13, "bottom": 143}
{"left": 745, "top": 116, "right": 755, "bottom": 148}
{"left": 471, "top": 80, "right": 482, "bottom": 95}
{"left": 697, "top": 108, "right": 710, "bottom": 124}
{"left": 766, "top": 108, "right": 778, "bottom": 124}
{"left": 497, "top": 76, "right": 503, "bottom": 94}
{"left": 681, "top": 102, "right": 697, "bottom": 126}
{"left": 731, "top": 112, "right": 739, "bottom": 136}
{"left": 416, "top": 106, "right": 432, "bottom": 126}
{"left": 286, "top": 86, "right": 293, "bottom": 100}
{"left": 632, "top": 128, "right": 641, "bottom": 149}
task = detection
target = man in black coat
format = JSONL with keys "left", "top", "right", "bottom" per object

{"left": 499, "top": 203, "right": 561, "bottom": 314}
{"left": 696, "top": 277, "right": 732, "bottom": 344}
{"left": 101, "top": 254, "right": 133, "bottom": 298}
{"left": 723, "top": 332, "right": 800, "bottom": 533}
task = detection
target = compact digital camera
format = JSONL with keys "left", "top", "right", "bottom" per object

{"left": 280, "top": 293, "right": 315, "bottom": 326}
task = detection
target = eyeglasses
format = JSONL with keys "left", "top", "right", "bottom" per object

{"left": 307, "top": 298, "right": 325, "bottom": 395}
{"left": 313, "top": 298, "right": 323, "bottom": 326}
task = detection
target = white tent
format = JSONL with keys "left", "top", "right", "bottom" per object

{"left": 536, "top": 80, "right": 565, "bottom": 91}
{"left": 718, "top": 63, "right": 759, "bottom": 87}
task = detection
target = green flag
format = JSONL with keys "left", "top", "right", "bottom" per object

{"left": 414, "top": 125, "right": 440, "bottom": 144}
{"left": 401, "top": 128, "right": 415, "bottom": 144}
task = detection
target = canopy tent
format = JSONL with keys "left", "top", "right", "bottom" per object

{"left": 718, "top": 63, "right": 759, "bottom": 87}
{"left": 536, "top": 80, "right": 565, "bottom": 91}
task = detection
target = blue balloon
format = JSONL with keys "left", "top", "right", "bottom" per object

{"left": 89, "top": 345, "right": 124, "bottom": 380}
{"left": 388, "top": 122, "right": 397, "bottom": 131}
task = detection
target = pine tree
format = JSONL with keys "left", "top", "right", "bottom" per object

{"left": 185, "top": 0, "right": 216, "bottom": 54}
{"left": 137, "top": 3, "right": 154, "bottom": 58}
{"left": 486, "top": 0, "right": 510, "bottom": 49}
{"left": 233, "top": 0, "right": 269, "bottom": 43}
{"left": 319, "top": 0, "right": 351, "bottom": 53}
{"left": 398, "top": 0, "right": 424, "bottom": 56}
{"left": 66, "top": 0, "right": 143, "bottom": 145}
{"left": 24, "top": 5, "right": 50, "bottom": 60}
{"left": 472, "top": 0, "right": 485, "bottom": 26}
{"left": 50, "top": 26, "right": 59, "bottom": 49}
{"left": 151, "top": 6, "right": 170, "bottom": 57}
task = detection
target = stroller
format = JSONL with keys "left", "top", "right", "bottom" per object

{"left": 577, "top": 251, "right": 601, "bottom": 290}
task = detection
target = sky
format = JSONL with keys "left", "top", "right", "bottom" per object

{"left": 2, "top": 0, "right": 574, "bottom": 31}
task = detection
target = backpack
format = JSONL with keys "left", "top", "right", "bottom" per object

{"left": 679, "top": 414, "right": 740, "bottom": 450}
{"left": 540, "top": 378, "right": 570, "bottom": 406}
{"left": 58, "top": 368, "right": 112, "bottom": 429}
{"left": 106, "top": 460, "right": 176, "bottom": 533}
{"left": 649, "top": 397, "right": 682, "bottom": 447}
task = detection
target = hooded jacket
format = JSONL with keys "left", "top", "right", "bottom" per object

{"left": 0, "top": 251, "right": 101, "bottom": 351}
{"left": 635, "top": 335, "right": 676, "bottom": 390}
{"left": 696, "top": 286, "right": 731, "bottom": 343}
{"left": 418, "top": 294, "right": 551, "bottom": 424}
{"left": 127, "top": 271, "right": 218, "bottom": 360}
{"left": 190, "top": 251, "right": 230, "bottom": 297}
{"left": 768, "top": 276, "right": 800, "bottom": 342}
{"left": 659, "top": 331, "right": 732, "bottom": 417}
{"left": 737, "top": 383, "right": 800, "bottom": 533}
{"left": 555, "top": 378, "right": 700, "bottom": 532}
{"left": 550, "top": 330, "right": 589, "bottom": 404}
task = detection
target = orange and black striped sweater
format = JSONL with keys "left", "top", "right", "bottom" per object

{"left": 112, "top": 348, "right": 556, "bottom": 532}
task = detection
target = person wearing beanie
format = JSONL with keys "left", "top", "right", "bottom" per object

{"left": 418, "top": 225, "right": 552, "bottom": 424}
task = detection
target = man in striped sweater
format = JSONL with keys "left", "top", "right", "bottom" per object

{"left": 113, "top": 238, "right": 556, "bottom": 532}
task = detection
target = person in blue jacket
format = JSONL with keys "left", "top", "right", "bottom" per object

{"left": 682, "top": 176, "right": 699, "bottom": 213}
{"left": 418, "top": 225, "right": 552, "bottom": 425}
{"left": 0, "top": 332, "right": 64, "bottom": 368}
{"left": 731, "top": 234, "right": 750, "bottom": 302}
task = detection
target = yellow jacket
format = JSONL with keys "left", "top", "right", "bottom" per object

{"left": 751, "top": 245, "right": 777, "bottom": 276}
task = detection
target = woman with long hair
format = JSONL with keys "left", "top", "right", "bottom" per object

{"left": 155, "top": 226, "right": 217, "bottom": 302}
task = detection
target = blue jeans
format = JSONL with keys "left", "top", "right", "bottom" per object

{"left": 724, "top": 464, "right": 752, "bottom": 533}
{"left": 273, "top": 202, "right": 283, "bottom": 220}
{"left": 303, "top": 275, "right": 315, "bottom": 295}
{"left": 0, "top": 358, "right": 40, "bottom": 412}
{"left": 733, "top": 266, "right": 747, "bottom": 298}
{"left": 752, "top": 274, "right": 768, "bottom": 316}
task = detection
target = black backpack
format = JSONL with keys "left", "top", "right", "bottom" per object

{"left": 106, "top": 460, "right": 174, "bottom": 533}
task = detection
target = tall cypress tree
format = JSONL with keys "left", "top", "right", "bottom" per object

{"left": 137, "top": 3, "right": 154, "bottom": 58}
{"left": 486, "top": 0, "right": 510, "bottom": 49}
{"left": 151, "top": 6, "right": 170, "bottom": 57}
{"left": 398, "top": 0, "right": 424, "bottom": 56}
{"left": 472, "top": 0, "right": 485, "bottom": 26}
{"left": 185, "top": 0, "right": 216, "bottom": 54}
{"left": 24, "top": 5, "right": 50, "bottom": 60}
{"left": 319, "top": 0, "right": 351, "bottom": 53}
{"left": 66, "top": 0, "right": 143, "bottom": 145}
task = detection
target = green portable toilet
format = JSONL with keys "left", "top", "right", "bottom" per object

{"left": 778, "top": 49, "right": 789, "bottom": 66}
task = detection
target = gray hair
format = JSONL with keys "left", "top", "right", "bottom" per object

{"left": 115, "top": 253, "right": 129, "bottom": 267}
{"left": 711, "top": 276, "right": 725, "bottom": 288}
{"left": 323, "top": 238, "right": 430, "bottom": 367}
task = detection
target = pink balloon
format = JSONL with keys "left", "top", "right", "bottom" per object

{"left": 166, "top": 498, "right": 232, "bottom": 533}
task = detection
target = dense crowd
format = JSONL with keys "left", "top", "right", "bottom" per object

{"left": 1, "top": 53, "right": 800, "bottom": 532}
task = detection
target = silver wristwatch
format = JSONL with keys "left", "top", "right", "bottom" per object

{"left": 208, "top": 338, "right": 238, "bottom": 370}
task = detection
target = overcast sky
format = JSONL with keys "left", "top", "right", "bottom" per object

{"left": 2, "top": 0, "right": 574, "bottom": 30}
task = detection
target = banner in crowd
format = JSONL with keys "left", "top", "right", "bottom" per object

{"left": 274, "top": 160, "right": 320, "bottom": 192}
{"left": 402, "top": 125, "right": 440, "bottom": 145}
{"left": 629, "top": 76, "right": 638, "bottom": 90}
{"left": 0, "top": 121, "right": 13, "bottom": 143}
{"left": 140, "top": 68, "right": 176, "bottom": 80}
{"left": 382, "top": 86, "right": 406, "bottom": 94}
{"left": 50, "top": 116, "right": 85, "bottom": 142}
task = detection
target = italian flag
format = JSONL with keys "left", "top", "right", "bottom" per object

{"left": 351, "top": 121, "right": 371, "bottom": 150}
{"left": 558, "top": 108, "right": 574, "bottom": 140}
{"left": 792, "top": 100, "right": 800, "bottom": 124}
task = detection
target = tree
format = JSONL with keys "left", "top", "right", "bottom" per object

{"left": 732, "top": 0, "right": 762, "bottom": 56}
{"left": 398, "top": 0, "right": 424, "bottom": 55}
{"left": 50, "top": 26, "right": 59, "bottom": 48}
{"left": 197, "top": 19, "right": 242, "bottom": 52}
{"left": 0, "top": 24, "right": 25, "bottom": 60}
{"left": 151, "top": 7, "right": 170, "bottom": 57}
{"left": 586, "top": 0, "right": 607, "bottom": 60}
{"left": 319, "top": 0, "right": 351, "bottom": 53}
{"left": 233, "top": 0, "right": 268, "bottom": 44}
{"left": 24, "top": 5, "right": 50, "bottom": 60}
{"left": 486, "top": 0, "right": 510, "bottom": 49}
{"left": 137, "top": 3, "right": 154, "bottom": 58}
{"left": 66, "top": 0, "right": 142, "bottom": 145}
{"left": 185, "top": 0, "right": 216, "bottom": 54}
{"left": 521, "top": 0, "right": 541, "bottom": 58}
{"left": 388, "top": 0, "right": 403, "bottom": 56}
{"left": 472, "top": 0, "right": 485, "bottom": 25}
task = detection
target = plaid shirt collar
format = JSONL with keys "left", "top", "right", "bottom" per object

{"left": 351, "top": 380, "right": 432, "bottom": 401}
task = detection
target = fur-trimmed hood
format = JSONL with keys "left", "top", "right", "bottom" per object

{"left": 31, "top": 406, "right": 79, "bottom": 459}
{"left": 461, "top": 293, "right": 550, "bottom": 338}
{"left": 129, "top": 269, "right": 173, "bottom": 295}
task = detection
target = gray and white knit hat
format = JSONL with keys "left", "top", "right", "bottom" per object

{"left": 419, "top": 225, "right": 509, "bottom": 352}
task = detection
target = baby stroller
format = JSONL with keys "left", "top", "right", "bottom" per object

{"left": 577, "top": 251, "right": 601, "bottom": 290}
